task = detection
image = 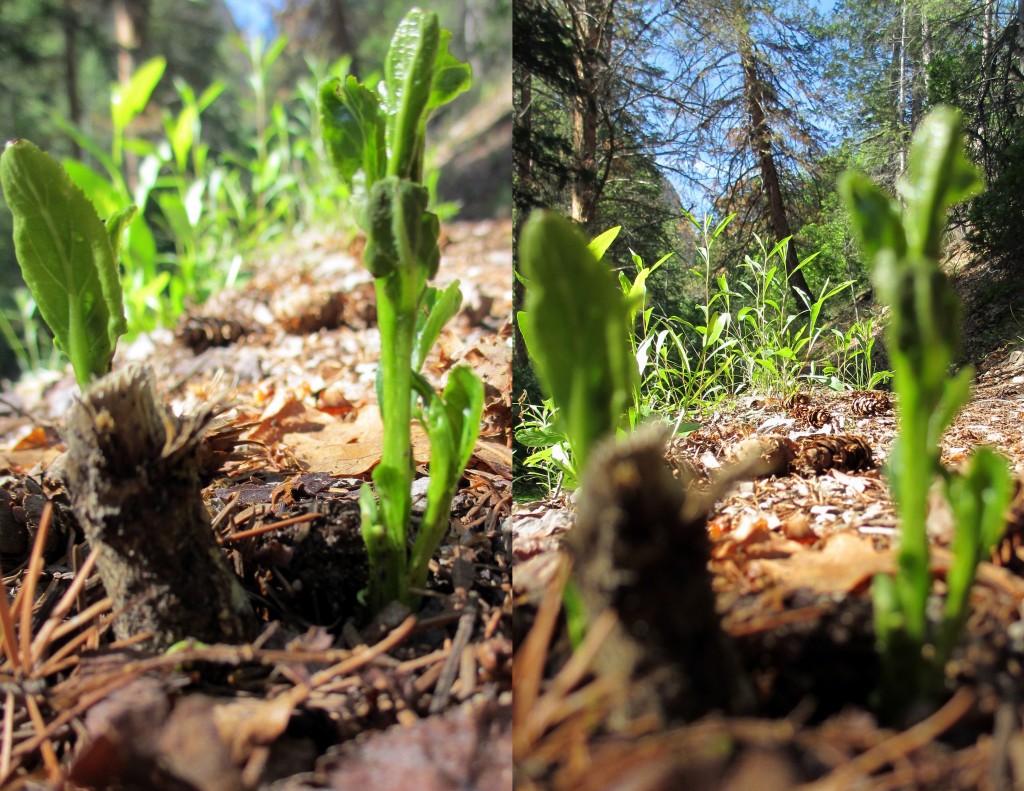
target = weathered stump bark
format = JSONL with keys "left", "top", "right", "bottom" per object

{"left": 570, "top": 425, "right": 751, "bottom": 725}
{"left": 63, "top": 364, "right": 254, "bottom": 648}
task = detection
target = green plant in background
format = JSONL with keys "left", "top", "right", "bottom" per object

{"left": 732, "top": 236, "right": 852, "bottom": 397}
{"left": 517, "top": 211, "right": 637, "bottom": 475}
{"left": 319, "top": 8, "right": 482, "bottom": 611}
{"left": 0, "top": 140, "right": 131, "bottom": 387}
{"left": 57, "top": 57, "right": 165, "bottom": 333}
{"left": 819, "top": 316, "right": 891, "bottom": 391}
{"left": 841, "top": 106, "right": 1013, "bottom": 719}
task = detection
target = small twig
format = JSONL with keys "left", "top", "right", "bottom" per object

{"left": 210, "top": 490, "right": 242, "bottom": 535}
{"left": 220, "top": 511, "right": 320, "bottom": 543}
{"left": 310, "top": 615, "right": 418, "bottom": 688}
{"left": 513, "top": 554, "right": 570, "bottom": 755}
{"left": 17, "top": 503, "right": 51, "bottom": 673}
{"left": 23, "top": 692, "right": 59, "bottom": 781}
{"left": 800, "top": 687, "right": 976, "bottom": 791}
{"left": 29, "top": 547, "right": 99, "bottom": 667}
{"left": 0, "top": 691, "right": 13, "bottom": 780}
{"left": 430, "top": 593, "right": 479, "bottom": 714}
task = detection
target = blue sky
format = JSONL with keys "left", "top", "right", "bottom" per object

{"left": 224, "top": 0, "right": 284, "bottom": 37}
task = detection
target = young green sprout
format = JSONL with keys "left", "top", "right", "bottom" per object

{"left": 840, "top": 107, "right": 1013, "bottom": 719}
{"left": 0, "top": 139, "right": 132, "bottom": 387}
{"left": 517, "top": 211, "right": 637, "bottom": 474}
{"left": 319, "top": 8, "right": 482, "bottom": 611}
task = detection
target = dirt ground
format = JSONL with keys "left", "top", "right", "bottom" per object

{"left": 0, "top": 218, "right": 513, "bottom": 790}
{"left": 512, "top": 317, "right": 1024, "bottom": 789}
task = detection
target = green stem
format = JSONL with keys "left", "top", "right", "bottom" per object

{"left": 370, "top": 278, "right": 417, "bottom": 608}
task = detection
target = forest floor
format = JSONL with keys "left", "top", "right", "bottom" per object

{"left": 513, "top": 258, "right": 1024, "bottom": 790}
{"left": 0, "top": 218, "right": 513, "bottom": 790}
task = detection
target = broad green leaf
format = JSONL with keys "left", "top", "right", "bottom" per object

{"left": 898, "top": 107, "right": 983, "bottom": 260}
{"left": 62, "top": 159, "right": 123, "bottom": 218}
{"left": 588, "top": 225, "right": 620, "bottom": 261}
{"left": 385, "top": 8, "right": 440, "bottom": 180}
{"left": 427, "top": 29, "right": 471, "bottom": 109}
{"left": 112, "top": 57, "right": 166, "bottom": 133}
{"left": 319, "top": 76, "right": 385, "bottom": 192}
{"left": 1, "top": 139, "right": 126, "bottom": 386}
{"left": 519, "top": 211, "right": 635, "bottom": 470}
{"left": 414, "top": 281, "right": 462, "bottom": 372}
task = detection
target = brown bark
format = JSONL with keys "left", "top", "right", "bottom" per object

{"left": 62, "top": 0, "right": 82, "bottom": 159}
{"left": 571, "top": 426, "right": 752, "bottom": 725}
{"left": 513, "top": 62, "right": 533, "bottom": 369}
{"left": 326, "top": 0, "right": 358, "bottom": 73}
{"left": 566, "top": 0, "right": 614, "bottom": 230}
{"left": 112, "top": 0, "right": 149, "bottom": 194}
{"left": 63, "top": 364, "right": 254, "bottom": 649}
{"left": 737, "top": 20, "right": 812, "bottom": 304}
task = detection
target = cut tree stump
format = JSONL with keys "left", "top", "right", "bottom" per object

{"left": 63, "top": 364, "right": 254, "bottom": 649}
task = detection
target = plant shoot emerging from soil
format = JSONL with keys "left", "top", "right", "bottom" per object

{"left": 319, "top": 8, "right": 482, "bottom": 611}
{"left": 841, "top": 106, "right": 1014, "bottom": 719}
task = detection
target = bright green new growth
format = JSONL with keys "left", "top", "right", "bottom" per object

{"left": 319, "top": 8, "right": 481, "bottom": 611}
{"left": 840, "top": 106, "right": 1013, "bottom": 718}
{"left": 0, "top": 139, "right": 131, "bottom": 387}
{"left": 517, "top": 211, "right": 638, "bottom": 473}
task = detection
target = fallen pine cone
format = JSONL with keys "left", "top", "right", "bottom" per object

{"left": 806, "top": 406, "right": 833, "bottom": 428}
{"left": 793, "top": 434, "right": 874, "bottom": 475}
{"left": 849, "top": 391, "right": 893, "bottom": 417}
{"left": 176, "top": 315, "right": 250, "bottom": 354}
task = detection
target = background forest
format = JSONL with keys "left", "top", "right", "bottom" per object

{"left": 0, "top": 0, "right": 511, "bottom": 378}
{"left": 513, "top": 0, "right": 1024, "bottom": 418}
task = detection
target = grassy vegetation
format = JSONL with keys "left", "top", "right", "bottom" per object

{"left": 515, "top": 208, "right": 888, "bottom": 491}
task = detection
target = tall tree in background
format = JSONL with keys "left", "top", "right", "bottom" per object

{"left": 655, "top": 0, "right": 828, "bottom": 302}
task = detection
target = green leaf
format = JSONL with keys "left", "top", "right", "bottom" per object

{"left": 519, "top": 211, "right": 636, "bottom": 470}
{"left": 941, "top": 447, "right": 1012, "bottom": 658}
{"left": 427, "top": 29, "right": 472, "bottom": 109}
{"left": 1, "top": 139, "right": 126, "bottom": 386}
{"left": 362, "top": 176, "right": 438, "bottom": 281}
{"left": 838, "top": 171, "right": 907, "bottom": 262}
{"left": 385, "top": 8, "right": 440, "bottom": 180}
{"left": 318, "top": 76, "right": 385, "bottom": 194}
{"left": 414, "top": 281, "right": 462, "bottom": 373}
{"left": 104, "top": 205, "right": 137, "bottom": 274}
{"left": 898, "top": 107, "right": 983, "bottom": 260}
{"left": 111, "top": 57, "right": 166, "bottom": 133}
{"left": 408, "top": 365, "right": 484, "bottom": 592}
{"left": 587, "top": 225, "right": 621, "bottom": 261}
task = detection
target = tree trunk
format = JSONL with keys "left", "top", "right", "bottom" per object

{"left": 737, "top": 20, "right": 811, "bottom": 304}
{"left": 62, "top": 0, "right": 82, "bottom": 160}
{"left": 326, "top": 0, "right": 359, "bottom": 74}
{"left": 566, "top": 0, "right": 614, "bottom": 230}
{"left": 513, "top": 61, "right": 533, "bottom": 369}
{"left": 112, "top": 0, "right": 149, "bottom": 194}
{"left": 62, "top": 364, "right": 255, "bottom": 649}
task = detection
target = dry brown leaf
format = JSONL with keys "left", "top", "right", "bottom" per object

{"left": 756, "top": 530, "right": 894, "bottom": 596}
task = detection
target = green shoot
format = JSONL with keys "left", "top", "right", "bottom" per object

{"left": 0, "top": 139, "right": 132, "bottom": 387}
{"left": 517, "top": 211, "right": 637, "bottom": 473}
{"left": 840, "top": 106, "right": 1013, "bottom": 718}
{"left": 319, "top": 8, "right": 481, "bottom": 611}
